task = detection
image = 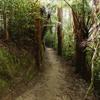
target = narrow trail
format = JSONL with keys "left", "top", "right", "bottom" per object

{"left": 14, "top": 48, "right": 95, "bottom": 100}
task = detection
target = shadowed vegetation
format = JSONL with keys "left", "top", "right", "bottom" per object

{"left": 0, "top": 0, "right": 100, "bottom": 99}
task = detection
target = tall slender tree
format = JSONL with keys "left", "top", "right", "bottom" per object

{"left": 57, "top": 4, "right": 63, "bottom": 55}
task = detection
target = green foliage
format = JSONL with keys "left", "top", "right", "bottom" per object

{"left": 9, "top": 0, "right": 36, "bottom": 39}
{"left": 72, "top": 0, "right": 92, "bottom": 29}
{"left": 0, "top": 0, "right": 41, "bottom": 41}
{"left": 0, "top": 0, "right": 46, "bottom": 86}
{"left": 0, "top": 0, "right": 42, "bottom": 95}
{"left": 45, "top": 31, "right": 57, "bottom": 49}
{"left": 63, "top": 31, "right": 75, "bottom": 59}
{"left": 0, "top": 48, "right": 16, "bottom": 79}
{"left": 63, "top": 0, "right": 91, "bottom": 14}
{"left": 0, "top": 46, "right": 36, "bottom": 93}
{"left": 45, "top": 21, "right": 75, "bottom": 60}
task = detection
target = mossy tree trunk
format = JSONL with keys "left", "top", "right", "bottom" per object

{"left": 34, "top": 6, "right": 51, "bottom": 71}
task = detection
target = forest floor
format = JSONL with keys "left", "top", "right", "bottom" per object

{"left": 2, "top": 48, "right": 96, "bottom": 100}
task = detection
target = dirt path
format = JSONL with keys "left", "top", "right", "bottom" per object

{"left": 14, "top": 48, "right": 95, "bottom": 100}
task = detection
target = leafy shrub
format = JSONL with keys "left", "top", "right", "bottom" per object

{"left": 62, "top": 31, "right": 75, "bottom": 59}
{"left": 0, "top": 46, "right": 36, "bottom": 93}
{"left": 45, "top": 31, "right": 58, "bottom": 49}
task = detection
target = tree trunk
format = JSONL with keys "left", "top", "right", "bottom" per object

{"left": 72, "top": 10, "right": 90, "bottom": 80}
{"left": 57, "top": 7, "right": 63, "bottom": 55}
{"left": 34, "top": 18, "right": 42, "bottom": 71}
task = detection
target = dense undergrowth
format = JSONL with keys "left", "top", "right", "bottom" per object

{"left": 0, "top": 42, "right": 36, "bottom": 96}
{"left": 0, "top": 0, "right": 42, "bottom": 97}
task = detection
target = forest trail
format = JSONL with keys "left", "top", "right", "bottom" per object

{"left": 14, "top": 48, "right": 94, "bottom": 100}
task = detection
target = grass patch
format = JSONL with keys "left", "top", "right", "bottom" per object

{"left": 0, "top": 44, "right": 36, "bottom": 96}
